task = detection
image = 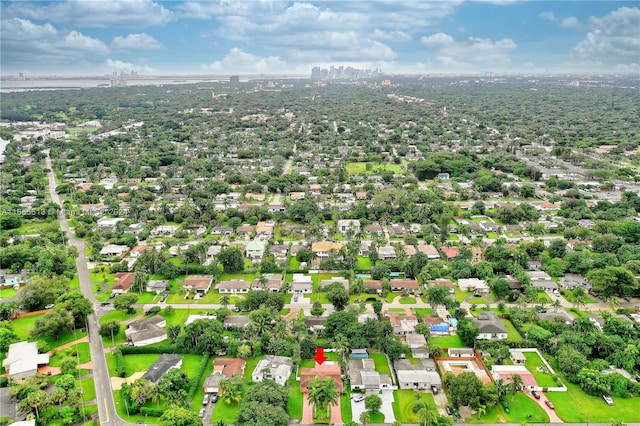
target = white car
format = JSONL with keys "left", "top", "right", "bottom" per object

{"left": 352, "top": 394, "right": 365, "bottom": 403}
{"left": 603, "top": 395, "right": 614, "bottom": 406}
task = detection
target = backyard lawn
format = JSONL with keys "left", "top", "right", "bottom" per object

{"left": 468, "top": 393, "right": 549, "bottom": 423}
{"left": 502, "top": 319, "right": 522, "bottom": 341}
{"left": 392, "top": 390, "right": 436, "bottom": 424}
{"left": 370, "top": 353, "right": 391, "bottom": 374}
{"left": 0, "top": 287, "right": 19, "bottom": 299}
{"left": 429, "top": 335, "right": 464, "bottom": 349}
{"left": 356, "top": 257, "right": 373, "bottom": 269}
{"left": 524, "top": 352, "right": 557, "bottom": 388}
{"left": 546, "top": 380, "right": 640, "bottom": 422}
{"left": 413, "top": 308, "right": 433, "bottom": 318}
{"left": 287, "top": 376, "right": 303, "bottom": 420}
{"left": 124, "top": 354, "right": 161, "bottom": 374}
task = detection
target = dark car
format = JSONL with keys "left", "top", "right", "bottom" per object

{"left": 445, "top": 406, "right": 453, "bottom": 415}
{"left": 545, "top": 400, "right": 555, "bottom": 409}
{"left": 211, "top": 394, "right": 218, "bottom": 403}
{"left": 100, "top": 302, "right": 111, "bottom": 307}
{"left": 532, "top": 390, "right": 541, "bottom": 399}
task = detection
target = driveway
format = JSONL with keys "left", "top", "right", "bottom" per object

{"left": 432, "top": 390, "right": 449, "bottom": 415}
{"left": 524, "top": 391, "right": 563, "bottom": 422}
{"left": 350, "top": 389, "right": 395, "bottom": 424}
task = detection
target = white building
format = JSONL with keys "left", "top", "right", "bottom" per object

{"left": 3, "top": 341, "right": 50, "bottom": 380}
{"left": 251, "top": 355, "right": 293, "bottom": 386}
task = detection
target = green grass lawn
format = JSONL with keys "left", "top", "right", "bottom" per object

{"left": 124, "top": 354, "right": 161, "bottom": 374}
{"left": 384, "top": 292, "right": 403, "bottom": 303}
{"left": 370, "top": 353, "right": 391, "bottom": 375}
{"left": 413, "top": 308, "right": 433, "bottom": 318}
{"left": 340, "top": 390, "right": 352, "bottom": 423}
{"left": 399, "top": 297, "right": 416, "bottom": 304}
{"left": 546, "top": 381, "right": 640, "bottom": 422}
{"left": 369, "top": 411, "right": 385, "bottom": 422}
{"left": 455, "top": 290, "right": 473, "bottom": 303}
{"left": 211, "top": 396, "right": 241, "bottom": 424}
{"left": 502, "top": 319, "right": 522, "bottom": 341}
{"left": 189, "top": 355, "right": 213, "bottom": 415}
{"left": 12, "top": 314, "right": 88, "bottom": 350}
{"left": 429, "top": 335, "right": 464, "bottom": 349}
{"left": 300, "top": 352, "right": 339, "bottom": 368}
{"left": 50, "top": 342, "right": 92, "bottom": 366}
{"left": 12, "top": 314, "right": 41, "bottom": 340}
{"left": 79, "top": 377, "right": 96, "bottom": 402}
{"left": 287, "top": 375, "right": 303, "bottom": 420}
{"left": 468, "top": 297, "right": 488, "bottom": 305}
{"left": 524, "top": 352, "right": 557, "bottom": 388}
{"left": 99, "top": 308, "right": 143, "bottom": 324}
{"left": 468, "top": 393, "right": 549, "bottom": 423}
{"left": 356, "top": 257, "right": 373, "bottom": 269}
{"left": 288, "top": 257, "right": 301, "bottom": 270}
{"left": 0, "top": 287, "right": 19, "bottom": 299}
{"left": 561, "top": 289, "right": 598, "bottom": 304}
{"left": 392, "top": 390, "right": 436, "bottom": 423}
{"left": 345, "top": 162, "right": 404, "bottom": 175}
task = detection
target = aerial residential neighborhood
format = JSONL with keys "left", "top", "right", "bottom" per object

{"left": 1, "top": 68, "right": 640, "bottom": 426}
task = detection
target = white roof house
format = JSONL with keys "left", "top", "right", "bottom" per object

{"left": 457, "top": 278, "right": 489, "bottom": 293}
{"left": 251, "top": 355, "right": 293, "bottom": 386}
{"left": 2, "top": 341, "right": 50, "bottom": 380}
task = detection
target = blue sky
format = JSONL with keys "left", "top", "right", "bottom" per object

{"left": 1, "top": 0, "right": 638, "bottom": 76}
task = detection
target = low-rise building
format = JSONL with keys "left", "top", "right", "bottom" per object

{"left": 141, "top": 354, "right": 183, "bottom": 383}
{"left": 203, "top": 358, "right": 246, "bottom": 394}
{"left": 348, "top": 358, "right": 393, "bottom": 391}
{"left": 183, "top": 275, "right": 214, "bottom": 296}
{"left": 2, "top": 341, "right": 50, "bottom": 380}
{"left": 389, "top": 313, "right": 418, "bottom": 336}
{"left": 125, "top": 316, "right": 167, "bottom": 346}
{"left": 289, "top": 273, "right": 313, "bottom": 294}
{"left": 395, "top": 359, "right": 441, "bottom": 390}
{"left": 99, "top": 244, "right": 129, "bottom": 258}
{"left": 112, "top": 272, "right": 135, "bottom": 294}
{"left": 300, "top": 363, "right": 343, "bottom": 393}
{"left": 217, "top": 279, "right": 251, "bottom": 294}
{"left": 251, "top": 355, "right": 293, "bottom": 386}
{"left": 473, "top": 312, "right": 508, "bottom": 340}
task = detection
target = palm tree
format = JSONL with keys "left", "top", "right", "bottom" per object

{"left": 150, "top": 383, "right": 163, "bottom": 408}
{"left": 359, "top": 410, "right": 371, "bottom": 425}
{"left": 609, "top": 420, "right": 627, "bottom": 426}
{"left": 220, "top": 377, "right": 242, "bottom": 405}
{"left": 476, "top": 404, "right": 487, "bottom": 420}
{"left": 552, "top": 299, "right": 562, "bottom": 312}
{"left": 510, "top": 375, "right": 524, "bottom": 405}
{"left": 307, "top": 377, "right": 323, "bottom": 418}
{"left": 412, "top": 396, "right": 435, "bottom": 426}
{"left": 220, "top": 294, "right": 230, "bottom": 307}
{"left": 332, "top": 333, "right": 350, "bottom": 365}
{"left": 271, "top": 318, "right": 290, "bottom": 340}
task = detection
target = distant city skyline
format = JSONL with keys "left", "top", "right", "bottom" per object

{"left": 1, "top": 1, "right": 638, "bottom": 76}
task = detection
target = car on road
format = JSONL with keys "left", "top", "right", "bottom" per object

{"left": 603, "top": 395, "right": 614, "bottom": 405}
{"left": 532, "top": 390, "right": 541, "bottom": 399}
{"left": 352, "top": 394, "right": 365, "bottom": 403}
{"left": 545, "top": 400, "right": 555, "bottom": 409}
{"left": 198, "top": 408, "right": 205, "bottom": 418}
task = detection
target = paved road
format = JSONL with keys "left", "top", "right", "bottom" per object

{"left": 272, "top": 143, "right": 296, "bottom": 205}
{"left": 45, "top": 151, "right": 133, "bottom": 426}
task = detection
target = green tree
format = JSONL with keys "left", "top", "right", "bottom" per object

{"left": 99, "top": 320, "right": 120, "bottom": 339}
{"left": 113, "top": 292, "right": 138, "bottom": 314}
{"left": 310, "top": 300, "right": 324, "bottom": 316}
{"left": 424, "top": 285, "right": 451, "bottom": 312}
{"left": 326, "top": 283, "right": 350, "bottom": 311}
{"left": 372, "top": 300, "right": 383, "bottom": 316}
{"left": 30, "top": 308, "right": 74, "bottom": 340}
{"left": 412, "top": 396, "right": 436, "bottom": 426}
{"left": 159, "top": 406, "right": 203, "bottom": 426}
{"left": 456, "top": 318, "right": 480, "bottom": 347}
{"left": 364, "top": 394, "right": 382, "bottom": 413}
{"left": 55, "top": 291, "right": 93, "bottom": 324}
{"left": 218, "top": 247, "right": 246, "bottom": 273}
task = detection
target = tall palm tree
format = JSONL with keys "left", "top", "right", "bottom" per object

{"left": 510, "top": 375, "right": 524, "bottom": 405}
{"left": 271, "top": 318, "right": 290, "bottom": 340}
{"left": 552, "top": 299, "right": 562, "bottom": 312}
{"left": 307, "top": 376, "right": 323, "bottom": 418}
{"left": 359, "top": 410, "right": 370, "bottom": 425}
{"left": 220, "top": 377, "right": 242, "bottom": 405}
{"left": 332, "top": 333, "right": 350, "bottom": 365}
{"left": 220, "top": 294, "right": 230, "bottom": 308}
{"left": 412, "top": 396, "right": 436, "bottom": 426}
{"left": 323, "top": 378, "right": 339, "bottom": 418}
{"left": 150, "top": 383, "right": 163, "bottom": 408}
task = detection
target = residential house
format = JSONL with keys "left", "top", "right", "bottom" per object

{"left": 245, "top": 239, "right": 267, "bottom": 262}
{"left": 473, "top": 312, "right": 508, "bottom": 340}
{"left": 377, "top": 246, "right": 397, "bottom": 260}
{"left": 206, "top": 245, "right": 222, "bottom": 260}
{"left": 150, "top": 225, "right": 179, "bottom": 236}
{"left": 509, "top": 349, "right": 527, "bottom": 365}
{"left": 389, "top": 223, "right": 407, "bottom": 237}
{"left": 217, "top": 279, "right": 251, "bottom": 294}
{"left": 304, "top": 316, "right": 327, "bottom": 334}
{"left": 251, "top": 355, "right": 293, "bottom": 386}
{"left": 470, "top": 246, "right": 484, "bottom": 264}
{"left": 211, "top": 226, "right": 233, "bottom": 237}
{"left": 406, "top": 334, "right": 429, "bottom": 359}
{"left": 183, "top": 275, "right": 214, "bottom": 296}
{"left": 269, "top": 244, "right": 289, "bottom": 266}
{"left": 141, "top": 354, "right": 183, "bottom": 383}
{"left": 319, "top": 277, "right": 349, "bottom": 292}
{"left": 112, "top": 272, "right": 135, "bottom": 294}
{"left": 363, "top": 223, "right": 384, "bottom": 236}
{"left": 96, "top": 217, "right": 125, "bottom": 232}
{"left": 223, "top": 316, "right": 251, "bottom": 329}
{"left": 337, "top": 219, "right": 361, "bottom": 235}
{"left": 0, "top": 272, "right": 28, "bottom": 288}
{"left": 99, "top": 244, "right": 129, "bottom": 258}
{"left": 129, "top": 245, "right": 149, "bottom": 258}
{"left": 527, "top": 271, "right": 558, "bottom": 291}
{"left": 81, "top": 203, "right": 105, "bottom": 216}
{"left": 363, "top": 280, "right": 382, "bottom": 295}
{"left": 389, "top": 313, "right": 418, "bottom": 336}
{"left": 390, "top": 279, "right": 419, "bottom": 294}
{"left": 348, "top": 358, "right": 393, "bottom": 391}
{"left": 359, "top": 240, "right": 373, "bottom": 256}
{"left": 311, "top": 241, "right": 343, "bottom": 260}
{"left": 395, "top": 359, "right": 441, "bottom": 390}
{"left": 146, "top": 280, "right": 169, "bottom": 294}
{"left": 403, "top": 245, "right": 417, "bottom": 256}
{"left": 251, "top": 274, "right": 283, "bottom": 292}
{"left": 300, "top": 363, "right": 343, "bottom": 393}
{"left": 417, "top": 244, "right": 441, "bottom": 260}
{"left": 125, "top": 223, "right": 145, "bottom": 235}
{"left": 203, "top": 358, "right": 246, "bottom": 394}
{"left": 236, "top": 224, "right": 255, "bottom": 237}
{"left": 255, "top": 221, "right": 274, "bottom": 237}
{"left": 448, "top": 348, "right": 475, "bottom": 357}
{"left": 440, "top": 246, "right": 459, "bottom": 260}
{"left": 289, "top": 274, "right": 313, "bottom": 294}
{"left": 426, "top": 279, "right": 455, "bottom": 294}
{"left": 2, "top": 341, "right": 50, "bottom": 380}
{"left": 457, "top": 278, "right": 489, "bottom": 294}
{"left": 125, "top": 316, "right": 167, "bottom": 346}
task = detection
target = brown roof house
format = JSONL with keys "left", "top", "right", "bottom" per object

{"left": 216, "top": 279, "right": 251, "bottom": 294}
{"left": 390, "top": 279, "right": 419, "bottom": 294}
{"left": 183, "top": 275, "right": 214, "bottom": 296}
{"left": 203, "top": 358, "right": 246, "bottom": 394}
{"left": 300, "top": 362, "right": 343, "bottom": 393}
{"left": 112, "top": 272, "right": 135, "bottom": 294}
{"left": 389, "top": 313, "right": 418, "bottom": 336}
{"left": 125, "top": 316, "right": 167, "bottom": 346}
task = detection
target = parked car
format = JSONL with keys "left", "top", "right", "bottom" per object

{"left": 198, "top": 408, "right": 205, "bottom": 418}
{"left": 445, "top": 406, "right": 453, "bottom": 415}
{"left": 603, "top": 395, "right": 614, "bottom": 406}
{"left": 352, "top": 394, "right": 365, "bottom": 403}
{"left": 203, "top": 394, "right": 209, "bottom": 405}
{"left": 545, "top": 400, "right": 555, "bottom": 409}
{"left": 100, "top": 302, "right": 111, "bottom": 307}
{"left": 211, "top": 394, "right": 218, "bottom": 403}
{"left": 45, "top": 304, "right": 55, "bottom": 309}
{"left": 431, "top": 385, "right": 438, "bottom": 395}
{"left": 532, "top": 390, "right": 541, "bottom": 399}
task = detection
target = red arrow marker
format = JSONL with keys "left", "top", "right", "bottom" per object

{"left": 313, "top": 347, "right": 328, "bottom": 365}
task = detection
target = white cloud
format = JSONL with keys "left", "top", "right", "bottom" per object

{"left": 420, "top": 32, "right": 516, "bottom": 70}
{"left": 539, "top": 11, "right": 556, "bottom": 21}
{"left": 105, "top": 59, "right": 156, "bottom": 73}
{"left": 201, "top": 48, "right": 286, "bottom": 74}
{"left": 372, "top": 29, "right": 412, "bottom": 42}
{"left": 112, "top": 33, "right": 163, "bottom": 51}
{"left": 572, "top": 7, "right": 640, "bottom": 60}
{"left": 6, "top": 0, "right": 174, "bottom": 28}
{"left": 559, "top": 17, "right": 580, "bottom": 29}
{"left": 1, "top": 18, "right": 110, "bottom": 67}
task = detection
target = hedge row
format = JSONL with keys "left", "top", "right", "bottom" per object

{"left": 114, "top": 348, "right": 126, "bottom": 378}
{"left": 187, "top": 353, "right": 210, "bottom": 400}
{"left": 140, "top": 407, "right": 164, "bottom": 417}
{"left": 119, "top": 345, "right": 180, "bottom": 355}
